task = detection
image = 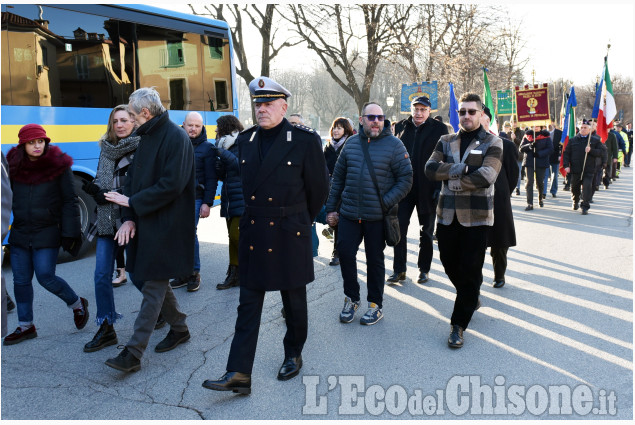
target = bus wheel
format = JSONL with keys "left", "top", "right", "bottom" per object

{"left": 57, "top": 176, "right": 97, "bottom": 263}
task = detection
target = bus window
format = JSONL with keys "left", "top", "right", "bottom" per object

{"left": 202, "top": 35, "right": 233, "bottom": 112}
{"left": 133, "top": 25, "right": 205, "bottom": 111}
{"left": 1, "top": 4, "right": 126, "bottom": 107}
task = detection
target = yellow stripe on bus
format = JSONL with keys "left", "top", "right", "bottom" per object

{"left": 1, "top": 125, "right": 106, "bottom": 145}
{"left": 2, "top": 124, "right": 218, "bottom": 145}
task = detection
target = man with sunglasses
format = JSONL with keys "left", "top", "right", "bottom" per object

{"left": 326, "top": 102, "right": 412, "bottom": 326}
{"left": 425, "top": 93, "right": 503, "bottom": 348}
{"left": 388, "top": 96, "right": 448, "bottom": 286}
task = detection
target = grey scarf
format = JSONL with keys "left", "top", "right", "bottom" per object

{"left": 96, "top": 134, "right": 140, "bottom": 236}
{"left": 333, "top": 135, "right": 348, "bottom": 151}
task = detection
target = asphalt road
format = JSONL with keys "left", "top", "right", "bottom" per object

{"left": 1, "top": 168, "right": 632, "bottom": 420}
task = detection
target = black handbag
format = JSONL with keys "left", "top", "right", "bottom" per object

{"left": 360, "top": 140, "right": 401, "bottom": 246}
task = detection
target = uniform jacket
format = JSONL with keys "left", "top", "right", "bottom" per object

{"left": 123, "top": 112, "right": 196, "bottom": 282}
{"left": 487, "top": 137, "right": 519, "bottom": 248}
{"left": 520, "top": 130, "right": 553, "bottom": 168}
{"left": 238, "top": 118, "right": 329, "bottom": 291}
{"left": 325, "top": 122, "right": 413, "bottom": 221}
{"left": 605, "top": 132, "right": 618, "bottom": 162}
{"left": 562, "top": 133, "right": 603, "bottom": 176}
{"left": 425, "top": 127, "right": 503, "bottom": 227}
{"left": 6, "top": 145, "right": 80, "bottom": 249}
{"left": 394, "top": 116, "right": 448, "bottom": 214}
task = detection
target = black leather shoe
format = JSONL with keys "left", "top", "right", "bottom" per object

{"left": 386, "top": 271, "right": 406, "bottom": 283}
{"left": 202, "top": 371, "right": 251, "bottom": 395}
{"left": 105, "top": 347, "right": 140, "bottom": 372}
{"left": 329, "top": 253, "right": 340, "bottom": 266}
{"left": 572, "top": 202, "right": 579, "bottom": 210}
{"left": 278, "top": 355, "right": 303, "bottom": 381}
{"left": 581, "top": 208, "right": 589, "bottom": 215}
{"left": 493, "top": 280, "right": 505, "bottom": 288}
{"left": 217, "top": 265, "right": 239, "bottom": 290}
{"left": 551, "top": 193, "right": 557, "bottom": 198}
{"left": 84, "top": 322, "right": 117, "bottom": 352}
{"left": 155, "top": 329, "right": 190, "bottom": 353}
{"left": 525, "top": 205, "right": 533, "bottom": 211}
{"left": 417, "top": 271, "right": 429, "bottom": 284}
{"left": 448, "top": 325, "right": 464, "bottom": 349}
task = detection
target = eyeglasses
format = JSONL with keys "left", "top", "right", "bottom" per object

{"left": 363, "top": 114, "right": 385, "bottom": 122}
{"left": 458, "top": 109, "right": 481, "bottom": 116}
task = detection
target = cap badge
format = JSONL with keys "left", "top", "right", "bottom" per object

{"left": 258, "top": 79, "right": 265, "bottom": 88}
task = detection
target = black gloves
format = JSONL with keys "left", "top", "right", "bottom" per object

{"left": 82, "top": 180, "right": 109, "bottom": 205}
{"left": 61, "top": 236, "right": 83, "bottom": 257}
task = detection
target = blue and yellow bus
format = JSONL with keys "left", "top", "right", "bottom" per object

{"left": 2, "top": 4, "right": 237, "bottom": 256}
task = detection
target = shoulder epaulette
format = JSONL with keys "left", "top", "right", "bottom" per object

{"left": 293, "top": 124, "right": 315, "bottom": 134}
{"left": 239, "top": 125, "right": 257, "bottom": 135}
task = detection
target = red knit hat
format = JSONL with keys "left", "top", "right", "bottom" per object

{"left": 18, "top": 124, "right": 50, "bottom": 145}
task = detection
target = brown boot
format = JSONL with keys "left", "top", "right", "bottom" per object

{"left": 112, "top": 268, "right": 127, "bottom": 287}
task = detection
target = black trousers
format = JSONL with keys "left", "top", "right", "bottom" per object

{"left": 436, "top": 218, "right": 487, "bottom": 329}
{"left": 490, "top": 246, "right": 508, "bottom": 282}
{"left": 570, "top": 173, "right": 593, "bottom": 209}
{"left": 525, "top": 167, "right": 547, "bottom": 206}
{"left": 226, "top": 284, "right": 307, "bottom": 374}
{"left": 392, "top": 193, "right": 436, "bottom": 274}
{"left": 336, "top": 216, "right": 385, "bottom": 308}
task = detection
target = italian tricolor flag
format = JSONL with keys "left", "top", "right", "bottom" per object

{"left": 595, "top": 59, "right": 616, "bottom": 142}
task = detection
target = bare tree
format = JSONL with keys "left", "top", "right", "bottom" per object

{"left": 189, "top": 4, "right": 300, "bottom": 119}
{"left": 286, "top": 4, "right": 395, "bottom": 113}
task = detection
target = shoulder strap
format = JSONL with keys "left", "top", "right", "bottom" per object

{"left": 360, "top": 139, "right": 387, "bottom": 213}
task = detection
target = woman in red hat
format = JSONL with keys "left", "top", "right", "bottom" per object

{"left": 3, "top": 124, "right": 89, "bottom": 346}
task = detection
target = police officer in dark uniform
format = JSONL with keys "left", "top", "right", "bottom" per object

{"left": 202, "top": 77, "right": 329, "bottom": 395}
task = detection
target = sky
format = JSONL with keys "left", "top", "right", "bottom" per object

{"left": 155, "top": 0, "right": 634, "bottom": 88}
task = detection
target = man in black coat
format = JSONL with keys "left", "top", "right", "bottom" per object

{"left": 202, "top": 77, "right": 329, "bottom": 395}
{"left": 482, "top": 108, "right": 518, "bottom": 288}
{"left": 544, "top": 123, "right": 562, "bottom": 198}
{"left": 562, "top": 119, "right": 603, "bottom": 215}
{"left": 104, "top": 87, "right": 195, "bottom": 372}
{"left": 387, "top": 96, "right": 448, "bottom": 285}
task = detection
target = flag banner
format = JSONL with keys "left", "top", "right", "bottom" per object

{"left": 592, "top": 58, "right": 616, "bottom": 142}
{"left": 515, "top": 87, "right": 551, "bottom": 127}
{"left": 400, "top": 81, "right": 438, "bottom": 113}
{"left": 448, "top": 82, "right": 459, "bottom": 132}
{"left": 483, "top": 68, "right": 498, "bottom": 133}
{"left": 496, "top": 89, "right": 515, "bottom": 115}
{"left": 559, "top": 87, "right": 577, "bottom": 177}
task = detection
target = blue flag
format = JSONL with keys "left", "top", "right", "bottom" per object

{"left": 448, "top": 82, "right": 459, "bottom": 132}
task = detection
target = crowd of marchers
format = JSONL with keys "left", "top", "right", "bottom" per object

{"left": 1, "top": 79, "right": 632, "bottom": 397}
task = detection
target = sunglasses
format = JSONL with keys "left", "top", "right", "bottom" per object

{"left": 458, "top": 109, "right": 481, "bottom": 116}
{"left": 363, "top": 114, "right": 385, "bottom": 122}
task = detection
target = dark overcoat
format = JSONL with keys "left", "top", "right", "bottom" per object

{"left": 487, "top": 138, "right": 519, "bottom": 248}
{"left": 123, "top": 112, "right": 196, "bottom": 282}
{"left": 238, "top": 118, "right": 329, "bottom": 291}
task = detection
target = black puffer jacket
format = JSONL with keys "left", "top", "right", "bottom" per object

{"left": 520, "top": 129, "right": 553, "bottom": 168}
{"left": 188, "top": 125, "right": 218, "bottom": 204}
{"left": 325, "top": 122, "right": 413, "bottom": 221}
{"left": 6, "top": 145, "right": 80, "bottom": 249}
{"left": 216, "top": 137, "right": 244, "bottom": 218}
{"left": 324, "top": 137, "right": 347, "bottom": 176}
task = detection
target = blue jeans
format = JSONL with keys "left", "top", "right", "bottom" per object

{"left": 94, "top": 237, "right": 143, "bottom": 325}
{"left": 543, "top": 163, "right": 559, "bottom": 195}
{"left": 516, "top": 161, "right": 522, "bottom": 190}
{"left": 194, "top": 198, "right": 203, "bottom": 272}
{"left": 10, "top": 245, "right": 79, "bottom": 325}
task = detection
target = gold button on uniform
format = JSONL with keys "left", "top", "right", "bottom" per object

{"left": 251, "top": 220, "right": 255, "bottom": 224}
{"left": 268, "top": 198, "right": 273, "bottom": 202}
{"left": 287, "top": 161, "right": 291, "bottom": 165}
{"left": 249, "top": 246, "right": 254, "bottom": 251}
{"left": 251, "top": 196, "right": 255, "bottom": 200}
{"left": 269, "top": 222, "right": 274, "bottom": 226}
{"left": 296, "top": 232, "right": 301, "bottom": 236}
{"left": 267, "top": 249, "right": 272, "bottom": 253}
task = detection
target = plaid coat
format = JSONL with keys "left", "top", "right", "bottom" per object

{"left": 424, "top": 128, "right": 503, "bottom": 227}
